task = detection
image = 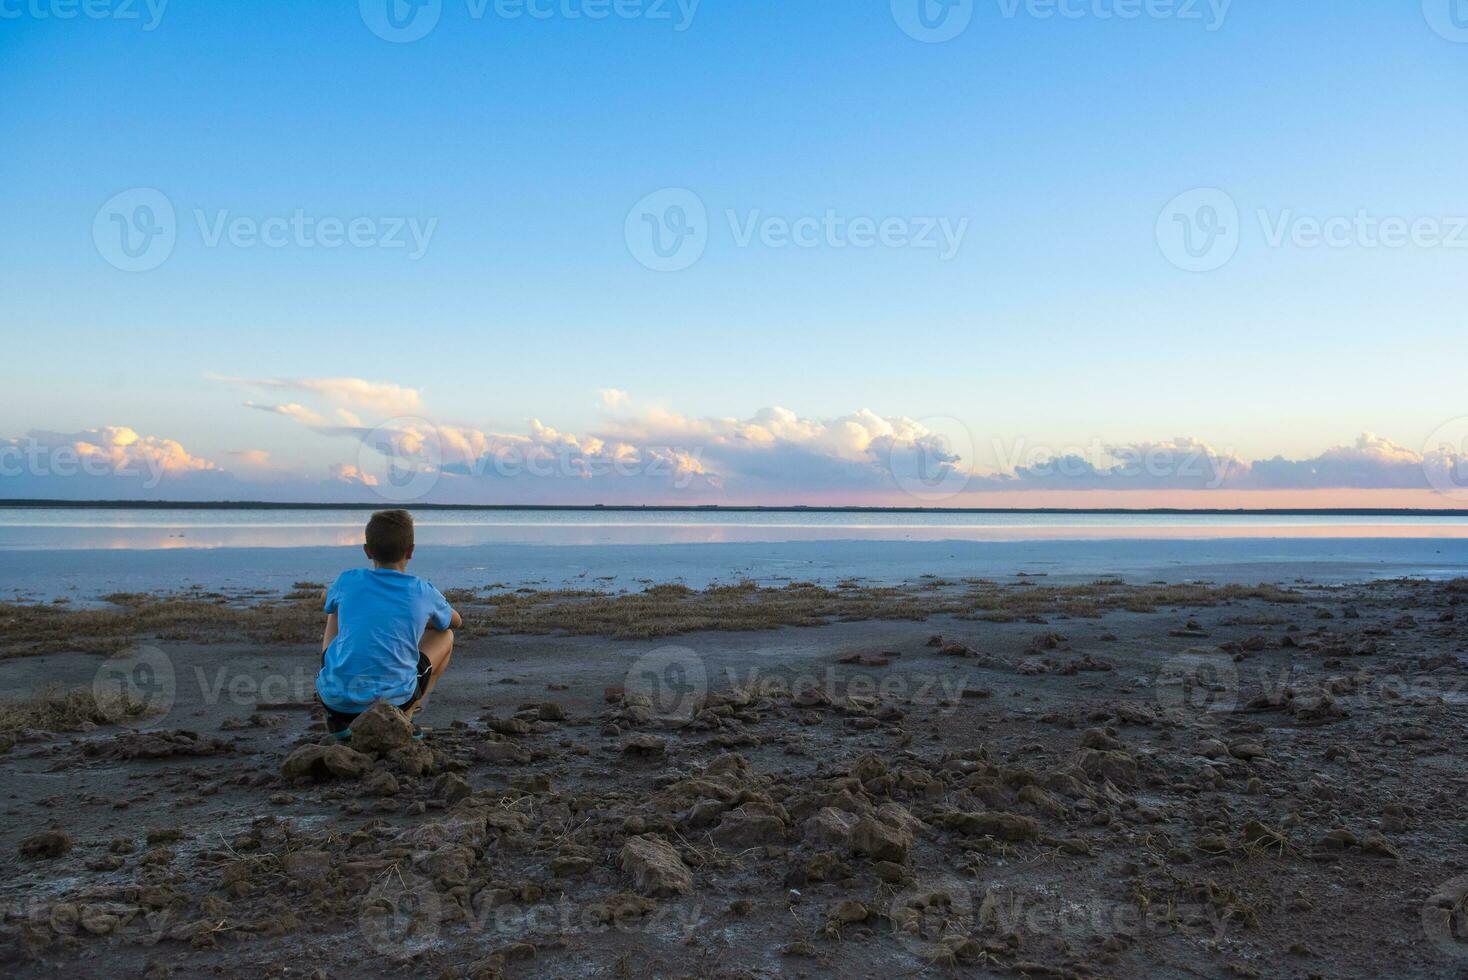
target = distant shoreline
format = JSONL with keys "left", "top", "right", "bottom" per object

{"left": 2, "top": 499, "right": 1467, "bottom": 518}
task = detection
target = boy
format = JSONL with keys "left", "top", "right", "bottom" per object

{"left": 317, "top": 509, "right": 461, "bottom": 737}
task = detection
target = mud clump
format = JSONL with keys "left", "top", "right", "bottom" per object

{"left": 618, "top": 835, "right": 694, "bottom": 896}
{"left": 281, "top": 743, "right": 373, "bottom": 781}
{"left": 347, "top": 702, "right": 415, "bottom": 755}
{"left": 19, "top": 830, "right": 72, "bottom": 859}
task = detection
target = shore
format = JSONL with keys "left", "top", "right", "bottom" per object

{"left": 7, "top": 535, "right": 1468, "bottom": 605}
{"left": 1, "top": 575, "right": 1467, "bottom": 977}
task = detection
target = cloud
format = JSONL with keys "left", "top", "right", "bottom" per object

{"left": 216, "top": 375, "right": 422, "bottom": 416}
{"left": 0, "top": 426, "right": 220, "bottom": 495}
{"left": 598, "top": 388, "right": 630, "bottom": 410}
{"left": 8, "top": 403, "right": 1468, "bottom": 506}
{"left": 328, "top": 463, "right": 379, "bottom": 487}
{"left": 1244, "top": 433, "right": 1437, "bottom": 490}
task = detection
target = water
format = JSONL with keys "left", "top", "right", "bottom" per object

{"left": 2, "top": 506, "right": 1467, "bottom": 551}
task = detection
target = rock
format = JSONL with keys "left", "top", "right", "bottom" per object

{"left": 477, "top": 741, "right": 532, "bottom": 765}
{"left": 19, "top": 830, "right": 72, "bottom": 859}
{"left": 1074, "top": 748, "right": 1138, "bottom": 788}
{"left": 363, "top": 770, "right": 400, "bottom": 797}
{"left": 1229, "top": 742, "right": 1266, "bottom": 761}
{"left": 618, "top": 835, "right": 694, "bottom": 896}
{"left": 804, "top": 807, "right": 859, "bottom": 849}
{"left": 781, "top": 941, "right": 819, "bottom": 957}
{"left": 1360, "top": 832, "right": 1401, "bottom": 861}
{"left": 282, "top": 743, "right": 374, "bottom": 780}
{"left": 826, "top": 899, "right": 870, "bottom": 929}
{"left": 386, "top": 741, "right": 435, "bottom": 776}
{"left": 434, "top": 772, "right": 472, "bottom": 804}
{"left": 587, "top": 892, "right": 656, "bottom": 925}
{"left": 937, "top": 810, "right": 1042, "bottom": 842}
{"left": 1315, "top": 828, "right": 1355, "bottom": 850}
{"left": 852, "top": 815, "right": 913, "bottom": 863}
{"left": 622, "top": 734, "right": 667, "bottom": 756}
{"left": 486, "top": 716, "right": 532, "bottom": 736}
{"left": 712, "top": 805, "right": 786, "bottom": 848}
{"left": 1197, "top": 739, "right": 1230, "bottom": 759}
{"left": 349, "top": 702, "right": 416, "bottom": 756}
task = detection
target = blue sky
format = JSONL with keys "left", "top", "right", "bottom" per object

{"left": 2, "top": 1, "right": 1467, "bottom": 505}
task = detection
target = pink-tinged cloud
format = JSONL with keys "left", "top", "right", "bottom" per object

{"left": 216, "top": 375, "right": 422, "bottom": 416}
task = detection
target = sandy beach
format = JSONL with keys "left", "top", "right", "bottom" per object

{"left": 2, "top": 572, "right": 1467, "bottom": 978}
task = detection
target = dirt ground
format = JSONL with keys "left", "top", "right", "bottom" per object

{"left": 2, "top": 576, "right": 1467, "bottom": 979}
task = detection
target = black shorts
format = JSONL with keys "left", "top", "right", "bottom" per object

{"left": 320, "top": 652, "right": 432, "bottom": 734}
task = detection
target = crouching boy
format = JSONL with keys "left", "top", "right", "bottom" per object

{"left": 316, "top": 509, "right": 460, "bottom": 737}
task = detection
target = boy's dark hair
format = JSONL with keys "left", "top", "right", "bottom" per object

{"left": 365, "top": 509, "right": 414, "bottom": 563}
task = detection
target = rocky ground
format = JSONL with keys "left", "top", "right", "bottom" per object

{"left": 2, "top": 576, "right": 1467, "bottom": 978}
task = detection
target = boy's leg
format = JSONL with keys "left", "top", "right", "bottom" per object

{"left": 407, "top": 628, "right": 454, "bottom": 719}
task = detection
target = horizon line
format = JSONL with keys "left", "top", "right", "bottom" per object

{"left": 3, "top": 499, "right": 1468, "bottom": 517}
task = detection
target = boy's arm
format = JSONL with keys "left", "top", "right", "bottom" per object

{"left": 448, "top": 608, "right": 463, "bottom": 630}
{"left": 321, "top": 612, "right": 339, "bottom": 653}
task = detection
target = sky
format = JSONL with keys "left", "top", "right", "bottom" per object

{"left": 2, "top": 0, "right": 1467, "bottom": 507}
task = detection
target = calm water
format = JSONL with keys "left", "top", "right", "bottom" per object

{"left": 3, "top": 507, "right": 1467, "bottom": 550}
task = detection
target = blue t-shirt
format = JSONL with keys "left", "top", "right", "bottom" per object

{"left": 317, "top": 568, "right": 454, "bottom": 713}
